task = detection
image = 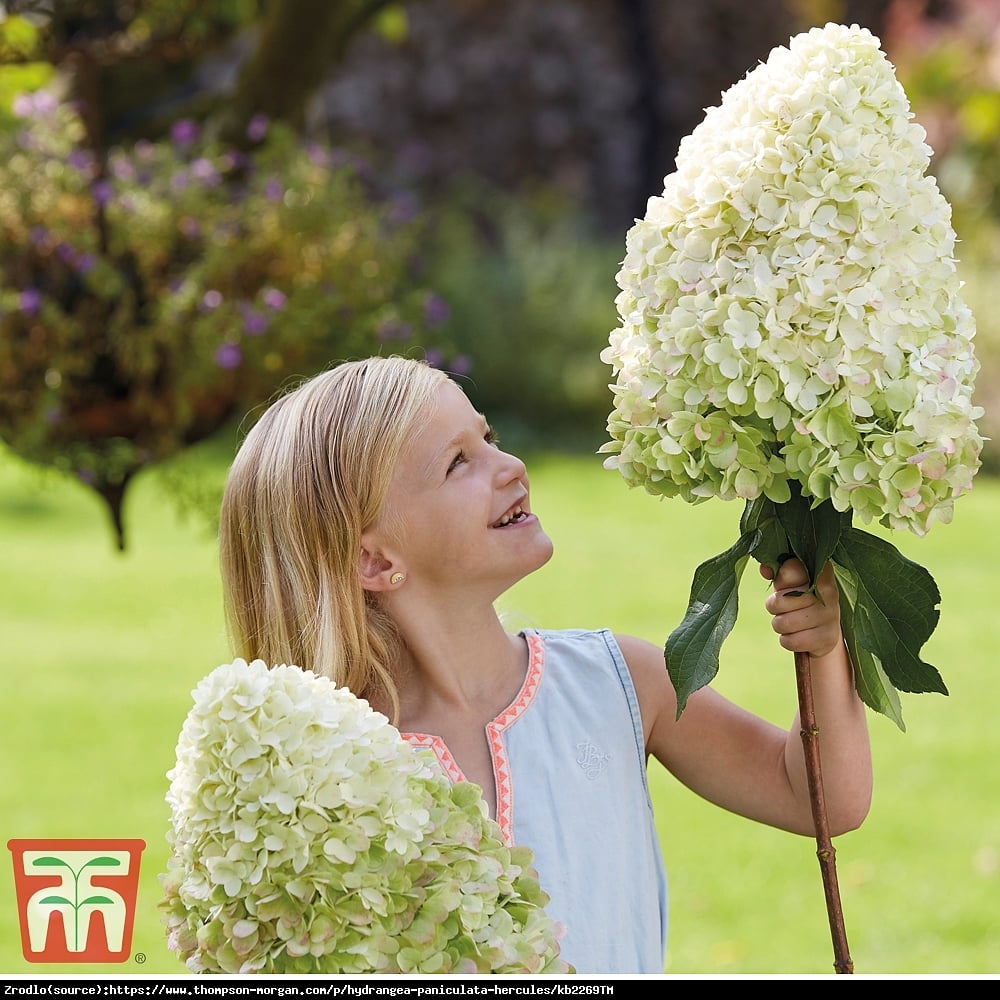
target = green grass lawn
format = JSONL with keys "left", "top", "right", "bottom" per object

{"left": 1, "top": 444, "right": 997, "bottom": 976}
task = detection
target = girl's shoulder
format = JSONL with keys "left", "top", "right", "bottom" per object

{"left": 521, "top": 626, "right": 612, "bottom": 640}
{"left": 554, "top": 631, "right": 677, "bottom": 749}
{"left": 522, "top": 628, "right": 667, "bottom": 711}
{"left": 520, "top": 626, "right": 625, "bottom": 666}
{"left": 522, "top": 627, "right": 664, "bottom": 669}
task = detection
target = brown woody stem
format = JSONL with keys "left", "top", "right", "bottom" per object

{"left": 794, "top": 650, "right": 854, "bottom": 974}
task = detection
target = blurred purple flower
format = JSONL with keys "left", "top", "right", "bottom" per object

{"left": 424, "top": 293, "right": 451, "bottom": 328}
{"left": 68, "top": 149, "right": 95, "bottom": 174}
{"left": 29, "top": 227, "right": 48, "bottom": 246}
{"left": 109, "top": 156, "right": 136, "bottom": 181}
{"left": 134, "top": 140, "right": 156, "bottom": 161}
{"left": 171, "top": 170, "right": 191, "bottom": 191}
{"left": 11, "top": 93, "right": 33, "bottom": 118}
{"left": 247, "top": 114, "right": 269, "bottom": 142}
{"left": 91, "top": 180, "right": 113, "bottom": 207}
{"left": 424, "top": 349, "right": 444, "bottom": 369}
{"left": 191, "top": 158, "right": 221, "bottom": 187}
{"left": 221, "top": 150, "right": 251, "bottom": 171}
{"left": 171, "top": 118, "right": 199, "bottom": 147}
{"left": 13, "top": 90, "right": 57, "bottom": 119}
{"left": 202, "top": 290, "right": 223, "bottom": 311}
{"left": 52, "top": 245, "right": 94, "bottom": 273}
{"left": 215, "top": 343, "right": 242, "bottom": 369}
{"left": 376, "top": 319, "right": 413, "bottom": 342}
{"left": 179, "top": 216, "right": 201, "bottom": 239}
{"left": 20, "top": 289, "right": 42, "bottom": 315}
{"left": 34, "top": 91, "right": 58, "bottom": 116}
{"left": 450, "top": 355, "right": 473, "bottom": 377}
{"left": 264, "top": 178, "right": 283, "bottom": 202}
{"left": 387, "top": 190, "right": 420, "bottom": 225}
{"left": 306, "top": 143, "right": 333, "bottom": 169}
{"left": 240, "top": 306, "right": 268, "bottom": 336}
{"left": 262, "top": 288, "right": 287, "bottom": 311}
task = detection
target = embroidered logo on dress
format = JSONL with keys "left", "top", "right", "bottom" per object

{"left": 575, "top": 741, "right": 611, "bottom": 779}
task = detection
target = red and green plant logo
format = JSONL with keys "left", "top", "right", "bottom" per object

{"left": 8, "top": 839, "right": 145, "bottom": 963}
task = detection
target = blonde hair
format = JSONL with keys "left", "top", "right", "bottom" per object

{"left": 219, "top": 356, "right": 449, "bottom": 722}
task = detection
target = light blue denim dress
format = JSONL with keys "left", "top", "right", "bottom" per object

{"left": 403, "top": 628, "right": 668, "bottom": 974}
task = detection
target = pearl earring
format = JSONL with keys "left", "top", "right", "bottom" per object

{"left": 390, "top": 572, "right": 405, "bottom": 585}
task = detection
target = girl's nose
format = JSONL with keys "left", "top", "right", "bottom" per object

{"left": 496, "top": 447, "right": 527, "bottom": 485}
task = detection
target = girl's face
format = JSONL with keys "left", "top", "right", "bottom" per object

{"left": 371, "top": 380, "right": 553, "bottom": 600}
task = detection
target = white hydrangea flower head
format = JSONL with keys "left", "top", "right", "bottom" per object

{"left": 601, "top": 22, "right": 983, "bottom": 535}
{"left": 160, "top": 659, "right": 570, "bottom": 974}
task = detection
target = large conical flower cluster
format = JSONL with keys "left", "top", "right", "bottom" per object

{"left": 161, "top": 659, "right": 570, "bottom": 974}
{"left": 602, "top": 23, "right": 982, "bottom": 535}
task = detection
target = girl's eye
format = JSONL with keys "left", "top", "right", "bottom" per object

{"left": 447, "top": 426, "right": 497, "bottom": 475}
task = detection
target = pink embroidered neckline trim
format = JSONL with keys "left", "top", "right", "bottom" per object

{"left": 400, "top": 632, "right": 545, "bottom": 845}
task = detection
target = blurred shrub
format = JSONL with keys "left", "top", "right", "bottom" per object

{"left": 0, "top": 85, "right": 450, "bottom": 547}
{"left": 0, "top": 12, "right": 53, "bottom": 117}
{"left": 425, "top": 186, "right": 622, "bottom": 453}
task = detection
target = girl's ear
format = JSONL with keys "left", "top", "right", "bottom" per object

{"left": 358, "top": 539, "right": 403, "bottom": 593}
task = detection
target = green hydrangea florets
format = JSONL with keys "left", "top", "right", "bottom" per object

{"left": 601, "top": 22, "right": 983, "bottom": 536}
{"left": 160, "top": 659, "right": 570, "bottom": 974}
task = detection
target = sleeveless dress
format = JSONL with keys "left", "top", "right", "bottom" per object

{"left": 401, "top": 628, "right": 668, "bottom": 975}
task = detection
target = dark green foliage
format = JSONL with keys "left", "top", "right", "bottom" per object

{"left": 667, "top": 490, "right": 946, "bottom": 729}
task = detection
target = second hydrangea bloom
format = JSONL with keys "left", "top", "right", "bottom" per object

{"left": 602, "top": 22, "right": 982, "bottom": 536}
{"left": 161, "top": 659, "right": 570, "bottom": 974}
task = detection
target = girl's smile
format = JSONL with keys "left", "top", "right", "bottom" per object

{"left": 490, "top": 497, "right": 532, "bottom": 528}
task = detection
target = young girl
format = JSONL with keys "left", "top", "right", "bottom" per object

{"left": 219, "top": 355, "right": 873, "bottom": 975}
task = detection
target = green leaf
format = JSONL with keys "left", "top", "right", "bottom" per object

{"left": 773, "top": 482, "right": 850, "bottom": 590}
{"left": 832, "top": 562, "right": 906, "bottom": 730}
{"left": 81, "top": 895, "right": 115, "bottom": 906}
{"left": 38, "top": 895, "right": 72, "bottom": 906}
{"left": 666, "top": 530, "right": 756, "bottom": 717}
{"left": 31, "top": 857, "right": 71, "bottom": 868}
{"left": 81, "top": 856, "right": 121, "bottom": 869}
{"left": 853, "top": 601, "right": 946, "bottom": 694}
{"left": 666, "top": 503, "right": 946, "bottom": 727}
{"left": 833, "top": 528, "right": 946, "bottom": 696}
{"left": 741, "top": 496, "right": 787, "bottom": 573}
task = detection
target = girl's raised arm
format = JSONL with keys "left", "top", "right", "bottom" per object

{"left": 620, "top": 558, "right": 872, "bottom": 836}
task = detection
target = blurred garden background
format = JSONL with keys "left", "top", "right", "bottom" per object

{"left": 1, "top": 0, "right": 998, "bottom": 976}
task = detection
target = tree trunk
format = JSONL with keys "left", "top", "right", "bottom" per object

{"left": 221, "top": 0, "right": 405, "bottom": 142}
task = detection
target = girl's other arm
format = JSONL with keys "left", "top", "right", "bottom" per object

{"left": 621, "top": 558, "right": 872, "bottom": 836}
